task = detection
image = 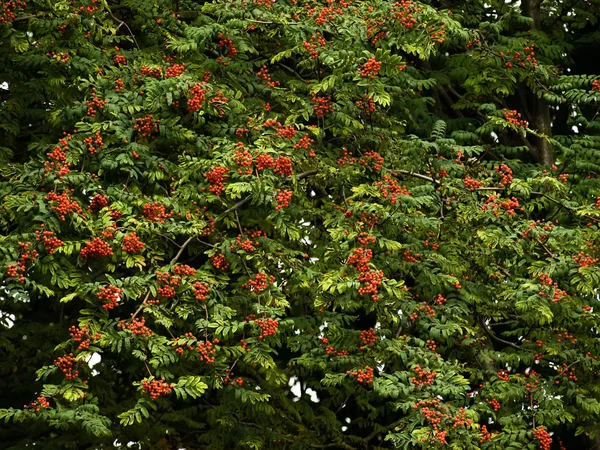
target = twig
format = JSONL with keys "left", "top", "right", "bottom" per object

{"left": 479, "top": 317, "right": 520, "bottom": 349}
{"left": 143, "top": 360, "right": 153, "bottom": 377}
{"left": 103, "top": 0, "right": 141, "bottom": 50}
{"left": 536, "top": 237, "right": 556, "bottom": 259}
{"left": 131, "top": 291, "right": 151, "bottom": 320}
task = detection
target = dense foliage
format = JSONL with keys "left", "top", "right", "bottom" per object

{"left": 2, "top": 0, "right": 600, "bottom": 448}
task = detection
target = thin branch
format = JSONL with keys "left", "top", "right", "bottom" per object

{"left": 103, "top": 1, "right": 141, "bottom": 50}
{"left": 397, "top": 169, "right": 439, "bottom": 184}
{"left": 536, "top": 237, "right": 556, "bottom": 259}
{"left": 131, "top": 291, "right": 151, "bottom": 320}
{"left": 479, "top": 317, "right": 520, "bottom": 349}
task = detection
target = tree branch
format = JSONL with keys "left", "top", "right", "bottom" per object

{"left": 479, "top": 317, "right": 520, "bottom": 349}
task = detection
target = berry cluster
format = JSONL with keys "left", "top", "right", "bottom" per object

{"left": 321, "top": 337, "right": 349, "bottom": 357}
{"left": 208, "top": 91, "right": 228, "bottom": 116}
{"left": 233, "top": 149, "right": 253, "bottom": 175}
{"left": 418, "top": 301, "right": 436, "bottom": 317}
{"left": 359, "top": 150, "right": 384, "bottom": 170}
{"left": 165, "top": 63, "right": 186, "bottom": 78}
{"left": 80, "top": 237, "right": 113, "bottom": 261}
{"left": 173, "top": 264, "right": 197, "bottom": 276}
{"left": 140, "top": 65, "right": 163, "bottom": 78}
{"left": 113, "top": 54, "right": 127, "bottom": 65}
{"left": 6, "top": 242, "right": 39, "bottom": 283}
{"left": 115, "top": 78, "right": 125, "bottom": 92}
{"left": 211, "top": 253, "right": 230, "bottom": 270}
{"left": 274, "top": 156, "right": 293, "bottom": 176}
{"left": 86, "top": 91, "right": 107, "bottom": 117}
{"left": 44, "top": 134, "right": 72, "bottom": 178}
{"left": 482, "top": 195, "right": 520, "bottom": 216}
{"left": 142, "top": 202, "right": 173, "bottom": 223}
{"left": 464, "top": 176, "right": 483, "bottom": 191}
{"left": 133, "top": 115, "right": 159, "bottom": 138}
{"left": 391, "top": 1, "right": 420, "bottom": 29}
{"left": 410, "top": 366, "right": 437, "bottom": 386}
{"left": 122, "top": 232, "right": 145, "bottom": 253}
{"left": 193, "top": 282, "right": 210, "bottom": 301}
{"left": 593, "top": 79, "right": 600, "bottom": 93}
{"left": 156, "top": 271, "right": 181, "bottom": 299}
{"left": 255, "top": 318, "right": 278, "bottom": 339}
{"left": 204, "top": 166, "right": 229, "bottom": 195}
{"left": 276, "top": 125, "right": 297, "bottom": 140}
{"left": 303, "top": 33, "right": 326, "bottom": 59}
{"left": 187, "top": 83, "right": 206, "bottom": 113}
{"left": 45, "top": 191, "right": 83, "bottom": 221}
{"left": 197, "top": 340, "right": 217, "bottom": 363}
{"left": 533, "top": 426, "right": 552, "bottom": 450}
{"left": 374, "top": 175, "right": 410, "bottom": 205}
{"left": 242, "top": 272, "right": 275, "bottom": 293}
{"left": 24, "top": 396, "right": 50, "bottom": 413}
{"left": 83, "top": 130, "right": 104, "bottom": 155}
{"left": 356, "top": 94, "right": 376, "bottom": 115}
{"left": 573, "top": 251, "right": 598, "bottom": 268}
{"left": 357, "top": 232, "right": 376, "bottom": 246}
{"left": 486, "top": 397, "right": 501, "bottom": 412}
{"left": 503, "top": 109, "right": 528, "bottom": 128}
{"left": 312, "top": 94, "right": 334, "bottom": 117}
{"left": 275, "top": 189, "right": 293, "bottom": 210}
{"left": 359, "top": 57, "right": 382, "bottom": 78}
{"left": 69, "top": 324, "right": 99, "bottom": 351}
{"left": 357, "top": 269, "right": 385, "bottom": 302}
{"left": 337, "top": 148, "right": 357, "bottom": 168}
{"left": 495, "top": 163, "right": 513, "bottom": 187}
{"left": 347, "top": 366, "right": 374, "bottom": 384}
{"left": 141, "top": 378, "right": 173, "bottom": 400}
{"left": 35, "top": 229, "right": 64, "bottom": 254}
{"left": 293, "top": 134, "right": 316, "bottom": 157}
{"left": 557, "top": 363, "right": 577, "bottom": 382}
{"left": 411, "top": 399, "right": 472, "bottom": 445}
{"left": 218, "top": 33, "right": 237, "bottom": 58}
{"left": 54, "top": 353, "right": 79, "bottom": 380}
{"left": 118, "top": 317, "right": 153, "bottom": 337}
{"left": 231, "top": 231, "right": 263, "bottom": 252}
{"left": 97, "top": 285, "right": 122, "bottom": 310}
{"left": 346, "top": 248, "right": 373, "bottom": 272}
{"left": 257, "top": 65, "right": 280, "bottom": 88}
{"left": 480, "top": 425, "right": 494, "bottom": 443}
{"left": 0, "top": 0, "right": 27, "bottom": 24}
{"left": 256, "top": 153, "right": 275, "bottom": 171}
{"left": 359, "top": 328, "right": 377, "bottom": 349}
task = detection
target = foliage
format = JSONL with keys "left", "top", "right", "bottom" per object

{"left": 1, "top": 0, "right": 600, "bottom": 449}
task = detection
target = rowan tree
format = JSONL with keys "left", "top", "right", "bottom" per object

{"left": 1, "top": 0, "right": 600, "bottom": 449}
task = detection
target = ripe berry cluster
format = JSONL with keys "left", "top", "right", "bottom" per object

{"left": 86, "top": 91, "right": 107, "bottom": 117}
{"left": 482, "top": 194, "right": 521, "bottom": 216}
{"left": 464, "top": 176, "right": 483, "bottom": 191}
{"left": 359, "top": 150, "right": 384, "bottom": 170}
{"left": 303, "top": 33, "right": 326, "bottom": 59}
{"left": 0, "top": 0, "right": 27, "bottom": 24}
{"left": 230, "top": 232, "right": 259, "bottom": 252}
{"left": 197, "top": 340, "right": 217, "bottom": 363}
{"left": 356, "top": 94, "right": 376, "bottom": 115}
{"left": 165, "top": 63, "right": 186, "bottom": 77}
{"left": 255, "top": 318, "right": 279, "bottom": 339}
{"left": 208, "top": 91, "right": 228, "bottom": 116}
{"left": 187, "top": 83, "right": 206, "bottom": 113}
{"left": 374, "top": 175, "right": 410, "bottom": 205}
{"left": 122, "top": 232, "right": 145, "bottom": 253}
{"left": 593, "top": 79, "right": 600, "bottom": 93}
{"left": 69, "top": 324, "right": 100, "bottom": 350}
{"left": 113, "top": 54, "right": 127, "bottom": 65}
{"left": 193, "top": 282, "right": 210, "bottom": 301}
{"left": 495, "top": 163, "right": 513, "bottom": 187}
{"left": 45, "top": 191, "right": 83, "bottom": 221}
{"left": 275, "top": 190, "right": 293, "bottom": 210}
{"left": 257, "top": 65, "right": 280, "bottom": 88}
{"left": 486, "top": 397, "right": 501, "bottom": 412}
{"left": 410, "top": 366, "right": 437, "bottom": 386}
{"left": 83, "top": 130, "right": 104, "bottom": 155}
{"left": 337, "top": 148, "right": 357, "bottom": 168}
{"left": 211, "top": 253, "right": 230, "bottom": 270}
{"left": 24, "top": 396, "right": 50, "bottom": 413}
{"left": 347, "top": 366, "right": 374, "bottom": 384}
{"left": 35, "top": 229, "right": 64, "bottom": 254}
{"left": 418, "top": 301, "right": 436, "bottom": 317}
{"left": 174, "top": 264, "right": 197, "bottom": 276}
{"left": 115, "top": 78, "right": 125, "bottom": 92}
{"left": 503, "top": 109, "right": 528, "bottom": 128}
{"left": 347, "top": 248, "right": 373, "bottom": 272}
{"left": 243, "top": 272, "right": 275, "bottom": 293}
{"left": 118, "top": 317, "right": 153, "bottom": 337}
{"left": 359, "top": 328, "right": 377, "bottom": 349}
{"left": 140, "top": 65, "right": 162, "bottom": 78}
{"left": 573, "top": 251, "right": 598, "bottom": 268}
{"left": 141, "top": 378, "right": 173, "bottom": 400}
{"left": 133, "top": 115, "right": 159, "bottom": 138}
{"left": 44, "top": 134, "right": 72, "bottom": 178}
{"left": 312, "top": 94, "right": 334, "bottom": 117}
{"left": 80, "top": 237, "right": 113, "bottom": 261}
{"left": 359, "top": 57, "right": 382, "bottom": 78}
{"left": 321, "top": 337, "right": 349, "bottom": 356}
{"left": 533, "top": 426, "right": 552, "bottom": 450}
{"left": 556, "top": 363, "right": 577, "bottom": 382}
{"left": 204, "top": 166, "right": 229, "bottom": 195}
{"left": 391, "top": 1, "right": 420, "bottom": 28}
{"left": 276, "top": 125, "right": 297, "bottom": 139}
{"left": 256, "top": 153, "right": 275, "bottom": 171}
{"left": 54, "top": 353, "right": 79, "bottom": 380}
{"left": 480, "top": 425, "right": 493, "bottom": 443}
{"left": 142, "top": 202, "right": 173, "bottom": 223}
{"left": 218, "top": 33, "right": 237, "bottom": 58}
{"left": 293, "top": 135, "right": 316, "bottom": 157}
{"left": 156, "top": 272, "right": 181, "bottom": 299}
{"left": 97, "top": 285, "right": 123, "bottom": 310}
{"left": 234, "top": 149, "right": 253, "bottom": 174}
{"left": 6, "top": 242, "right": 39, "bottom": 283}
{"left": 273, "top": 156, "right": 293, "bottom": 176}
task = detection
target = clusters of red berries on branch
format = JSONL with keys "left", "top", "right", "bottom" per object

{"left": 410, "top": 366, "right": 437, "bottom": 386}
{"left": 347, "top": 366, "right": 374, "bottom": 384}
{"left": 557, "top": 173, "right": 569, "bottom": 184}
{"left": 593, "top": 79, "right": 600, "bottom": 93}
{"left": 293, "top": 134, "right": 316, "bottom": 157}
{"left": 556, "top": 332, "right": 577, "bottom": 345}
{"left": 208, "top": 91, "right": 228, "bottom": 116}
{"left": 115, "top": 78, "right": 125, "bottom": 92}
{"left": 242, "top": 272, "right": 275, "bottom": 293}
{"left": 402, "top": 249, "right": 420, "bottom": 263}
{"left": 312, "top": 94, "right": 334, "bottom": 117}
{"left": 141, "top": 378, "right": 174, "bottom": 400}
{"left": 321, "top": 337, "right": 349, "bottom": 356}
{"left": 45, "top": 191, "right": 83, "bottom": 221}
{"left": 556, "top": 363, "right": 577, "bottom": 383}
{"left": 533, "top": 426, "right": 552, "bottom": 450}
{"left": 0, "top": 0, "right": 27, "bottom": 24}
{"left": 500, "top": 45, "right": 537, "bottom": 69}
{"left": 359, "top": 328, "right": 377, "bottom": 350}
{"left": 97, "top": 285, "right": 122, "bottom": 310}
{"left": 173, "top": 264, "right": 197, "bottom": 276}
{"left": 233, "top": 149, "right": 253, "bottom": 175}
{"left": 187, "top": 83, "right": 207, "bottom": 113}
{"left": 255, "top": 318, "right": 279, "bottom": 339}
{"left": 359, "top": 150, "right": 384, "bottom": 170}
{"left": 113, "top": 54, "right": 127, "bottom": 65}
{"left": 122, "top": 232, "right": 145, "bottom": 253}
{"left": 307, "top": 1, "right": 348, "bottom": 27}
{"left": 391, "top": 1, "right": 420, "bottom": 28}
{"left": 498, "top": 370, "right": 510, "bottom": 381}
{"left": 464, "top": 176, "right": 483, "bottom": 191}
{"left": 357, "top": 232, "right": 376, "bottom": 246}
{"left": 411, "top": 399, "right": 472, "bottom": 445}
{"left": 211, "top": 253, "right": 230, "bottom": 270}
{"left": 204, "top": 166, "right": 229, "bottom": 195}
{"left": 480, "top": 425, "right": 495, "bottom": 443}
{"left": 495, "top": 163, "right": 513, "bottom": 187}
{"left": 142, "top": 202, "right": 173, "bottom": 223}
{"left": 482, "top": 195, "right": 520, "bottom": 216}
{"left": 573, "top": 251, "right": 598, "bottom": 269}
{"left": 133, "top": 115, "right": 159, "bottom": 138}
{"left": 274, "top": 156, "right": 293, "bottom": 176}
{"left": 256, "top": 153, "right": 275, "bottom": 171}
{"left": 275, "top": 189, "right": 293, "bottom": 210}
{"left": 486, "top": 397, "right": 501, "bottom": 412}
{"left": 218, "top": 33, "right": 237, "bottom": 58}
{"left": 337, "top": 148, "right": 357, "bottom": 168}
{"left": 118, "top": 316, "right": 153, "bottom": 337}
{"left": 193, "top": 281, "right": 210, "bottom": 301}
{"left": 357, "top": 269, "right": 385, "bottom": 302}
{"left": 346, "top": 248, "right": 373, "bottom": 272}
{"left": 69, "top": 324, "right": 100, "bottom": 351}
{"left": 140, "top": 65, "right": 163, "bottom": 78}
{"left": 80, "top": 237, "right": 113, "bottom": 261}
{"left": 24, "top": 396, "right": 50, "bottom": 413}
{"left": 86, "top": 91, "right": 107, "bottom": 117}
{"left": 6, "top": 242, "right": 39, "bottom": 284}
{"left": 35, "top": 229, "right": 64, "bottom": 254}
{"left": 276, "top": 125, "right": 297, "bottom": 139}
{"left": 54, "top": 353, "right": 79, "bottom": 380}
{"left": 165, "top": 63, "right": 187, "bottom": 78}
{"left": 83, "top": 131, "right": 104, "bottom": 155}
{"left": 44, "top": 134, "right": 72, "bottom": 178}
{"left": 303, "top": 33, "right": 327, "bottom": 59}
{"left": 503, "top": 109, "right": 528, "bottom": 127}
{"left": 356, "top": 94, "right": 376, "bottom": 115}
{"left": 359, "top": 57, "right": 382, "bottom": 79}
{"left": 156, "top": 271, "right": 182, "bottom": 299}
{"left": 47, "top": 51, "right": 70, "bottom": 64}
{"left": 230, "top": 230, "right": 264, "bottom": 252}
{"left": 374, "top": 175, "right": 410, "bottom": 205}
{"left": 418, "top": 301, "right": 436, "bottom": 317}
